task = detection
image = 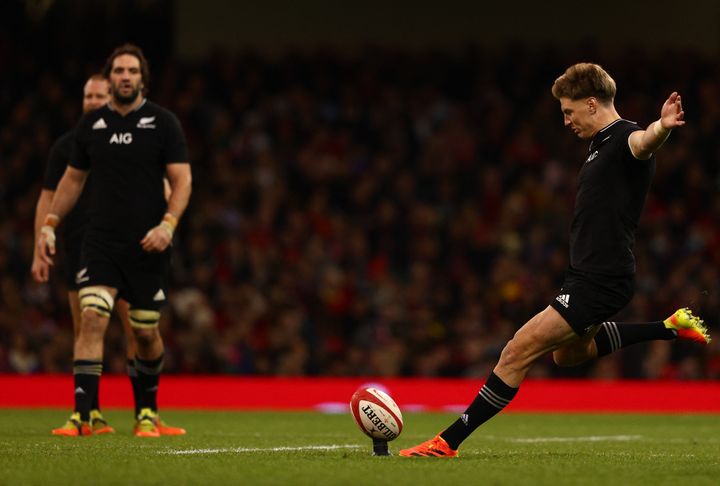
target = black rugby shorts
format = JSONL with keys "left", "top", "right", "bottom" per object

{"left": 550, "top": 267, "right": 634, "bottom": 336}
{"left": 77, "top": 238, "right": 171, "bottom": 311}
{"left": 61, "top": 230, "right": 85, "bottom": 290}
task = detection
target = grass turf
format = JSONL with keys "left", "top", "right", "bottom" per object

{"left": 0, "top": 409, "right": 718, "bottom": 485}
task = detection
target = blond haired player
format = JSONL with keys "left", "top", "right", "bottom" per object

{"left": 401, "top": 63, "right": 710, "bottom": 458}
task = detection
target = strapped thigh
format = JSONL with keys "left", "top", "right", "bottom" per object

{"left": 78, "top": 286, "right": 115, "bottom": 317}
{"left": 128, "top": 308, "right": 161, "bottom": 329}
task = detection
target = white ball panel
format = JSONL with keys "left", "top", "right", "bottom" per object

{"left": 357, "top": 399, "right": 401, "bottom": 441}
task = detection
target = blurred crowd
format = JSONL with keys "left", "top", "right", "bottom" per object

{"left": 1, "top": 44, "right": 719, "bottom": 379}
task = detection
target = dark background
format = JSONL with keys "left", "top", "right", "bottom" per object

{"left": 1, "top": 0, "right": 718, "bottom": 379}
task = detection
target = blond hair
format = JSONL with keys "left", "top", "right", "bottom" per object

{"left": 551, "top": 63, "right": 616, "bottom": 104}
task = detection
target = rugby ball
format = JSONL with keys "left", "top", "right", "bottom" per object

{"left": 349, "top": 387, "right": 403, "bottom": 441}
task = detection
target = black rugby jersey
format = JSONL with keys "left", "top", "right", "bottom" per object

{"left": 70, "top": 100, "right": 189, "bottom": 246}
{"left": 44, "top": 130, "right": 91, "bottom": 239}
{"left": 569, "top": 119, "right": 655, "bottom": 276}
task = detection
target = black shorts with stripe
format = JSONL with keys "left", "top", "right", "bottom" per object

{"left": 77, "top": 236, "right": 171, "bottom": 311}
{"left": 550, "top": 267, "right": 634, "bottom": 336}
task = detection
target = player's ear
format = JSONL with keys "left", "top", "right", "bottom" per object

{"left": 587, "top": 97, "right": 597, "bottom": 115}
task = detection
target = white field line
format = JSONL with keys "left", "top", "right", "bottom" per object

{"left": 161, "top": 436, "right": 642, "bottom": 455}
{"left": 504, "top": 435, "right": 643, "bottom": 443}
{"left": 160, "top": 444, "right": 363, "bottom": 455}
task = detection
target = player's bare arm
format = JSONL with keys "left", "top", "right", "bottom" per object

{"left": 163, "top": 177, "right": 172, "bottom": 202}
{"left": 31, "top": 189, "right": 55, "bottom": 282}
{"left": 36, "top": 166, "right": 88, "bottom": 265}
{"left": 140, "top": 162, "right": 191, "bottom": 253}
{"left": 628, "top": 91, "right": 685, "bottom": 159}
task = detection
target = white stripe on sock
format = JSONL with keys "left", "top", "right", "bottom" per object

{"left": 479, "top": 386, "right": 509, "bottom": 409}
{"left": 603, "top": 321, "right": 621, "bottom": 352}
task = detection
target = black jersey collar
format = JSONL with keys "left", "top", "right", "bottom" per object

{"left": 589, "top": 118, "right": 636, "bottom": 152}
{"left": 107, "top": 98, "right": 148, "bottom": 114}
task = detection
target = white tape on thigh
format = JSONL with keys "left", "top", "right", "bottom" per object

{"left": 78, "top": 286, "right": 115, "bottom": 317}
{"left": 129, "top": 308, "right": 161, "bottom": 328}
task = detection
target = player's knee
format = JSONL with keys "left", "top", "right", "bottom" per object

{"left": 77, "top": 308, "right": 109, "bottom": 342}
{"left": 125, "top": 334, "right": 138, "bottom": 358}
{"left": 129, "top": 309, "right": 161, "bottom": 345}
{"left": 497, "top": 338, "right": 525, "bottom": 370}
{"left": 498, "top": 327, "right": 547, "bottom": 371}
{"left": 133, "top": 327, "right": 161, "bottom": 348}
{"left": 78, "top": 286, "right": 115, "bottom": 318}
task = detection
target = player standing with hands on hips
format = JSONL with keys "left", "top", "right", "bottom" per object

{"left": 400, "top": 63, "right": 711, "bottom": 457}
{"left": 37, "top": 44, "right": 192, "bottom": 437}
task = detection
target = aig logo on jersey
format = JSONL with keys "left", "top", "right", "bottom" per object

{"left": 109, "top": 132, "right": 133, "bottom": 144}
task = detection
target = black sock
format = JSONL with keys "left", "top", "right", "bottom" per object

{"left": 91, "top": 377, "right": 100, "bottom": 411}
{"left": 127, "top": 359, "right": 141, "bottom": 417}
{"left": 73, "top": 360, "right": 102, "bottom": 422}
{"left": 135, "top": 354, "right": 163, "bottom": 415}
{"left": 594, "top": 321, "right": 676, "bottom": 357}
{"left": 440, "top": 372, "right": 518, "bottom": 450}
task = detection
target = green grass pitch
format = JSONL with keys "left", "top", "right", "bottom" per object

{"left": 0, "top": 409, "right": 718, "bottom": 485}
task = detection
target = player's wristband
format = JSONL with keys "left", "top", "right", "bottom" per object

{"left": 653, "top": 121, "right": 670, "bottom": 138}
{"left": 44, "top": 213, "right": 60, "bottom": 228}
{"left": 40, "top": 225, "right": 56, "bottom": 250}
{"left": 162, "top": 213, "right": 178, "bottom": 230}
{"left": 40, "top": 213, "right": 59, "bottom": 251}
{"left": 158, "top": 213, "right": 177, "bottom": 238}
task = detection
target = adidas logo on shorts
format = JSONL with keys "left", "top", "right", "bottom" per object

{"left": 555, "top": 294, "right": 570, "bottom": 308}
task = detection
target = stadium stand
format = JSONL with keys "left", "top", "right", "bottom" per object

{"left": 1, "top": 41, "right": 718, "bottom": 380}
